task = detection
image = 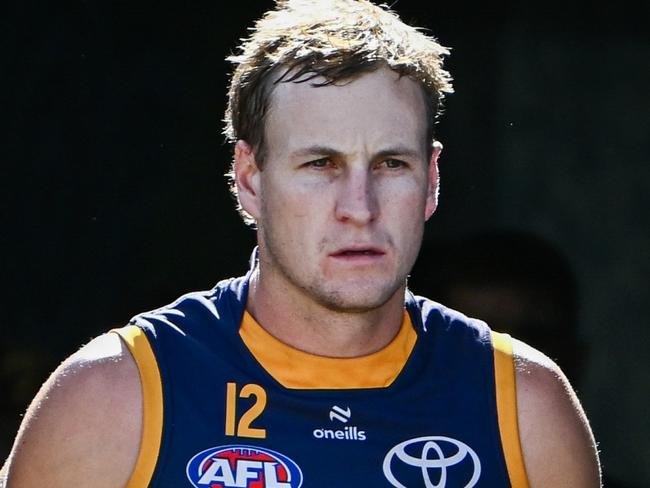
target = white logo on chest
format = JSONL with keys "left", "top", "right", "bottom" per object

{"left": 312, "top": 405, "right": 367, "bottom": 441}
{"left": 383, "top": 436, "right": 481, "bottom": 488}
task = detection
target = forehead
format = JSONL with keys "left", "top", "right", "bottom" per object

{"left": 264, "top": 67, "right": 429, "bottom": 157}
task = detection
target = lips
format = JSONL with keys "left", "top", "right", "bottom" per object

{"left": 330, "top": 246, "right": 385, "bottom": 257}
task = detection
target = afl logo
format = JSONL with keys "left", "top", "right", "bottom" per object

{"left": 383, "top": 436, "right": 481, "bottom": 488}
{"left": 186, "top": 445, "right": 303, "bottom": 488}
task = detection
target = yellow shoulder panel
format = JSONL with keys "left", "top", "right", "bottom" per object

{"left": 112, "top": 325, "right": 163, "bottom": 488}
{"left": 492, "top": 331, "right": 530, "bottom": 488}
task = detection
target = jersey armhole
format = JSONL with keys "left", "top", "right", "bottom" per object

{"left": 112, "top": 325, "right": 164, "bottom": 488}
{"left": 491, "top": 331, "right": 530, "bottom": 488}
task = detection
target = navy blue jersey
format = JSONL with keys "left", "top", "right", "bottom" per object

{"left": 114, "top": 265, "right": 529, "bottom": 487}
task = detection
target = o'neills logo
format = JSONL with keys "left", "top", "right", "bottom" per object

{"left": 312, "top": 425, "right": 367, "bottom": 441}
{"left": 313, "top": 405, "right": 367, "bottom": 441}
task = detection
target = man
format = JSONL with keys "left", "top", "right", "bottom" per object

{"left": 2, "top": 1, "right": 600, "bottom": 486}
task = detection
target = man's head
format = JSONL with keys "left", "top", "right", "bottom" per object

{"left": 235, "top": 67, "right": 442, "bottom": 312}
{"left": 224, "top": 0, "right": 453, "bottom": 224}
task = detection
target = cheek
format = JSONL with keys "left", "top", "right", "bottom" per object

{"left": 261, "top": 179, "right": 327, "bottom": 233}
{"left": 276, "top": 189, "right": 317, "bottom": 218}
{"left": 379, "top": 179, "right": 428, "bottom": 218}
{"left": 378, "top": 182, "right": 428, "bottom": 250}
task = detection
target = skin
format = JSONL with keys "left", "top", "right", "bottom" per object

{"left": 2, "top": 67, "right": 601, "bottom": 487}
{"left": 236, "top": 67, "right": 439, "bottom": 357}
{"left": 514, "top": 339, "right": 601, "bottom": 487}
{"left": 1, "top": 333, "right": 141, "bottom": 488}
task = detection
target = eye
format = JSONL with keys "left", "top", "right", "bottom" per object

{"left": 381, "top": 158, "right": 407, "bottom": 169}
{"left": 305, "top": 157, "right": 333, "bottom": 169}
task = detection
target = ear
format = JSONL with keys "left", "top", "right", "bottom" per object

{"left": 424, "top": 141, "right": 442, "bottom": 220}
{"left": 234, "top": 140, "right": 262, "bottom": 220}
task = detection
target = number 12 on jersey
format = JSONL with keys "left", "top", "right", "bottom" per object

{"left": 225, "top": 382, "right": 267, "bottom": 439}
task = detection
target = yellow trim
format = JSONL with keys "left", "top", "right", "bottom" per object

{"left": 492, "top": 331, "right": 530, "bottom": 488}
{"left": 240, "top": 311, "right": 417, "bottom": 389}
{"left": 225, "top": 382, "right": 237, "bottom": 436}
{"left": 237, "top": 384, "right": 268, "bottom": 439}
{"left": 112, "top": 325, "right": 164, "bottom": 488}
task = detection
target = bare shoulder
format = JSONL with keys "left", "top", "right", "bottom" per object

{"left": 3, "top": 332, "right": 142, "bottom": 488}
{"left": 512, "top": 338, "right": 601, "bottom": 488}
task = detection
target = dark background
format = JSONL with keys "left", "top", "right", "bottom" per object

{"left": 2, "top": 1, "right": 648, "bottom": 485}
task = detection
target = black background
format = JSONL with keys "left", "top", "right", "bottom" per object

{"left": 2, "top": 1, "right": 649, "bottom": 485}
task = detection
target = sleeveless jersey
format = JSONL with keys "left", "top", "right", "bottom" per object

{"left": 114, "top": 266, "right": 530, "bottom": 488}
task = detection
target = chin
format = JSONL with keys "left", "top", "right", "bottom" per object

{"left": 310, "top": 281, "right": 404, "bottom": 313}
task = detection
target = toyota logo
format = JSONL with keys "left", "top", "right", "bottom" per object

{"left": 383, "top": 436, "right": 481, "bottom": 488}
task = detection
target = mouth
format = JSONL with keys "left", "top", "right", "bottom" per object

{"left": 330, "top": 247, "right": 385, "bottom": 258}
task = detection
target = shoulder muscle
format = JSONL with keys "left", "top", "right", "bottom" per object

{"left": 513, "top": 338, "right": 601, "bottom": 487}
{"left": 3, "top": 332, "right": 142, "bottom": 487}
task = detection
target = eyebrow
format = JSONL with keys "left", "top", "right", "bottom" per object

{"left": 375, "top": 146, "right": 424, "bottom": 160}
{"left": 291, "top": 145, "right": 345, "bottom": 159}
{"left": 290, "top": 145, "right": 423, "bottom": 160}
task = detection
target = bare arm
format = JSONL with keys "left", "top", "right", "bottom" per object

{"left": 2, "top": 333, "right": 142, "bottom": 487}
{"left": 514, "top": 338, "right": 601, "bottom": 487}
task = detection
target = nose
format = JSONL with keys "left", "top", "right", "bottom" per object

{"left": 334, "top": 167, "right": 378, "bottom": 225}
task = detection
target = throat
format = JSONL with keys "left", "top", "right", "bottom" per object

{"left": 245, "top": 260, "right": 408, "bottom": 357}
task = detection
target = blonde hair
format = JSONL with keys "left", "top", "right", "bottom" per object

{"left": 224, "top": 0, "right": 453, "bottom": 223}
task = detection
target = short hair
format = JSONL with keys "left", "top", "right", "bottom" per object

{"left": 224, "top": 0, "right": 454, "bottom": 224}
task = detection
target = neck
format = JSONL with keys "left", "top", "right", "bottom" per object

{"left": 246, "top": 268, "right": 406, "bottom": 358}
